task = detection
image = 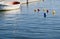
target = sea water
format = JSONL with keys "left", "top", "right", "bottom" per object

{"left": 0, "top": 0, "right": 60, "bottom": 39}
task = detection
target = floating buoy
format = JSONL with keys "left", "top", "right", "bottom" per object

{"left": 46, "top": 9, "right": 49, "bottom": 14}
{"left": 52, "top": 10, "right": 56, "bottom": 15}
{"left": 37, "top": 9, "right": 40, "bottom": 12}
{"left": 43, "top": 8, "right": 46, "bottom": 13}
{"left": 44, "top": 13, "right": 46, "bottom": 18}
{"left": 34, "top": 9, "right": 37, "bottom": 12}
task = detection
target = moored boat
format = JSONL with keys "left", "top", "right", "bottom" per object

{"left": 0, "top": 1, "right": 20, "bottom": 11}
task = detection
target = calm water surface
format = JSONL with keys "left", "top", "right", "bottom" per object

{"left": 0, "top": 0, "right": 60, "bottom": 39}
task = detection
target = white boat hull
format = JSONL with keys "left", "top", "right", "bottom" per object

{"left": 0, "top": 4, "right": 20, "bottom": 11}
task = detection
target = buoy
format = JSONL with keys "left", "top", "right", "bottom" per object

{"left": 44, "top": 13, "right": 46, "bottom": 18}
{"left": 46, "top": 10, "right": 49, "bottom": 14}
{"left": 52, "top": 10, "right": 56, "bottom": 15}
{"left": 37, "top": 9, "right": 40, "bottom": 12}
{"left": 43, "top": 8, "right": 46, "bottom": 13}
{"left": 34, "top": 9, "right": 37, "bottom": 12}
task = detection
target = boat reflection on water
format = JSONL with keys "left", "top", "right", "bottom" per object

{"left": 0, "top": 9, "right": 21, "bottom": 22}
{"left": 0, "top": 9, "right": 21, "bottom": 39}
{"left": 0, "top": 9, "right": 20, "bottom": 13}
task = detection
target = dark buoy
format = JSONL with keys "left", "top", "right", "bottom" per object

{"left": 44, "top": 13, "right": 46, "bottom": 18}
{"left": 46, "top": 10, "right": 49, "bottom": 14}
{"left": 34, "top": 9, "right": 36, "bottom": 12}
{"left": 37, "top": 9, "right": 40, "bottom": 12}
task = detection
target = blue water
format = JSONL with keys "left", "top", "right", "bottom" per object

{"left": 0, "top": 0, "right": 60, "bottom": 39}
